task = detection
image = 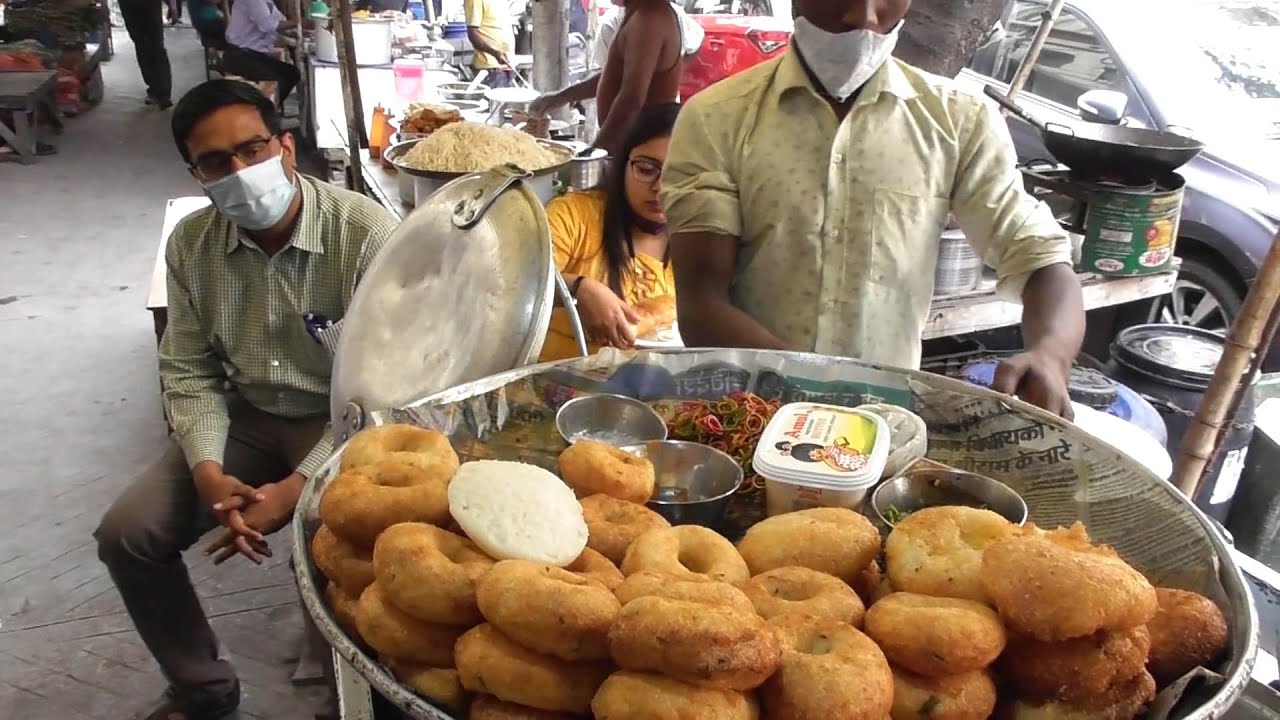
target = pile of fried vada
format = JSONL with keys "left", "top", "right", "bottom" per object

{"left": 312, "top": 426, "right": 1232, "bottom": 720}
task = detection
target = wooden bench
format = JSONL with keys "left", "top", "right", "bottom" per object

{"left": 0, "top": 70, "right": 63, "bottom": 164}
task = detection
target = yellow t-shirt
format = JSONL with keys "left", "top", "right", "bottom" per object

{"left": 463, "top": 0, "right": 513, "bottom": 70}
{"left": 539, "top": 191, "right": 677, "bottom": 362}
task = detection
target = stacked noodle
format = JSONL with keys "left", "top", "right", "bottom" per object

{"left": 400, "top": 121, "right": 560, "bottom": 174}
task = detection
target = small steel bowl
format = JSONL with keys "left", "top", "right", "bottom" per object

{"left": 555, "top": 394, "right": 668, "bottom": 446}
{"left": 870, "top": 468, "right": 1028, "bottom": 528}
{"left": 621, "top": 441, "right": 742, "bottom": 528}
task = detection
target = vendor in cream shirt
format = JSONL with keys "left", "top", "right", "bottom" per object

{"left": 662, "top": 0, "right": 1086, "bottom": 419}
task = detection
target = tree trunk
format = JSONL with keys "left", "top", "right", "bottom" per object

{"left": 894, "top": 0, "right": 1008, "bottom": 78}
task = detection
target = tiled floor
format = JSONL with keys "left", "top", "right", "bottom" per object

{"left": 0, "top": 26, "right": 329, "bottom": 720}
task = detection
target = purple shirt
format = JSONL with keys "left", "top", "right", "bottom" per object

{"left": 226, "top": 0, "right": 285, "bottom": 54}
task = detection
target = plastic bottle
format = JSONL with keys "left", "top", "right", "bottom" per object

{"left": 369, "top": 105, "right": 388, "bottom": 162}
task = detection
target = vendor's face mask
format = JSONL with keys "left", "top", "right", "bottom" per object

{"left": 792, "top": 17, "right": 903, "bottom": 102}
{"left": 201, "top": 155, "right": 298, "bottom": 231}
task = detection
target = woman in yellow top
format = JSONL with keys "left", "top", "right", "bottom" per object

{"left": 540, "top": 102, "right": 682, "bottom": 362}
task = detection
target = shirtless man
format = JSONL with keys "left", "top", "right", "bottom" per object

{"left": 529, "top": 0, "right": 683, "bottom": 155}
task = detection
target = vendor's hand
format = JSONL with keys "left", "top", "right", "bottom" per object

{"left": 493, "top": 50, "right": 510, "bottom": 67}
{"left": 993, "top": 348, "right": 1074, "bottom": 420}
{"left": 529, "top": 93, "right": 558, "bottom": 117}
{"left": 576, "top": 277, "right": 639, "bottom": 349}
{"left": 206, "top": 475, "right": 303, "bottom": 564}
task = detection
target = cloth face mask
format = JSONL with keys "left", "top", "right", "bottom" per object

{"left": 792, "top": 17, "right": 903, "bottom": 102}
{"left": 202, "top": 155, "right": 298, "bottom": 231}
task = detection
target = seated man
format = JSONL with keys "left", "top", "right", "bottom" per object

{"left": 188, "top": 0, "right": 228, "bottom": 50}
{"left": 94, "top": 79, "right": 396, "bottom": 720}
{"left": 222, "top": 0, "right": 301, "bottom": 107}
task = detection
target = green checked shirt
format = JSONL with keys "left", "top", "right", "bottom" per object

{"left": 160, "top": 175, "right": 397, "bottom": 478}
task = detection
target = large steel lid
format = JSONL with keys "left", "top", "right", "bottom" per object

{"left": 329, "top": 166, "right": 555, "bottom": 430}
{"left": 1111, "top": 324, "right": 1227, "bottom": 391}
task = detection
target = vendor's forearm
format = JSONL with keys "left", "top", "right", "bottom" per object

{"left": 556, "top": 74, "right": 600, "bottom": 105}
{"left": 466, "top": 29, "right": 504, "bottom": 59}
{"left": 678, "top": 295, "right": 789, "bottom": 351}
{"left": 1020, "top": 262, "right": 1085, "bottom": 364}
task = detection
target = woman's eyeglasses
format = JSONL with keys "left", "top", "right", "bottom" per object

{"left": 192, "top": 136, "right": 278, "bottom": 178}
{"left": 629, "top": 158, "right": 663, "bottom": 185}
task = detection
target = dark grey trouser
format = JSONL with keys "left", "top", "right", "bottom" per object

{"left": 94, "top": 399, "right": 326, "bottom": 700}
{"left": 118, "top": 0, "right": 172, "bottom": 102}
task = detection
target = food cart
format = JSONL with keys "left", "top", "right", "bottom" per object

{"left": 289, "top": 167, "right": 1270, "bottom": 719}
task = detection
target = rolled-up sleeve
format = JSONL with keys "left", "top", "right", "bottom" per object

{"left": 660, "top": 99, "right": 743, "bottom": 238}
{"left": 950, "top": 95, "right": 1073, "bottom": 300}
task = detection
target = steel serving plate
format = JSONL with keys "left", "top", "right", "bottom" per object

{"left": 298, "top": 349, "right": 1259, "bottom": 720}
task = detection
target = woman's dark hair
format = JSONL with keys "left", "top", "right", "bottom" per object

{"left": 171, "top": 79, "right": 282, "bottom": 164}
{"left": 600, "top": 102, "right": 682, "bottom": 295}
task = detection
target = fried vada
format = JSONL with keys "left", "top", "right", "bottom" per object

{"left": 319, "top": 461, "right": 453, "bottom": 546}
{"left": 737, "top": 508, "right": 881, "bottom": 584}
{"left": 742, "top": 566, "right": 865, "bottom": 625}
{"left": 454, "top": 624, "right": 611, "bottom": 714}
{"left": 449, "top": 460, "right": 589, "bottom": 566}
{"left": 890, "top": 667, "right": 997, "bottom": 720}
{"left": 312, "top": 524, "right": 376, "bottom": 595}
{"left": 384, "top": 659, "right": 467, "bottom": 710}
{"left": 608, "top": 595, "right": 780, "bottom": 691}
{"left": 1002, "top": 670, "right": 1156, "bottom": 720}
{"left": 354, "top": 583, "right": 465, "bottom": 668}
{"left": 372, "top": 522, "right": 494, "bottom": 626}
{"left": 980, "top": 524, "right": 1157, "bottom": 642}
{"left": 762, "top": 613, "right": 894, "bottom": 720}
{"left": 475, "top": 560, "right": 621, "bottom": 661}
{"left": 469, "top": 695, "right": 578, "bottom": 719}
{"left": 558, "top": 440, "right": 656, "bottom": 503}
{"left": 592, "top": 671, "right": 760, "bottom": 720}
{"left": 621, "top": 525, "right": 749, "bottom": 584}
{"left": 324, "top": 581, "right": 360, "bottom": 638}
{"left": 1001, "top": 625, "right": 1151, "bottom": 703}
{"left": 340, "top": 423, "right": 460, "bottom": 477}
{"left": 580, "top": 493, "right": 670, "bottom": 564}
{"left": 884, "top": 506, "right": 1018, "bottom": 603}
{"left": 613, "top": 570, "right": 755, "bottom": 615}
{"left": 864, "top": 592, "right": 1006, "bottom": 677}
{"left": 564, "top": 546, "right": 624, "bottom": 590}
{"left": 1146, "top": 587, "right": 1230, "bottom": 685}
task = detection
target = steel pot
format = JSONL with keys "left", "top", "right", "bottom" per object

{"left": 557, "top": 147, "right": 610, "bottom": 191}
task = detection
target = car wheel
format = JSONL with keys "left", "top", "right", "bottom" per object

{"left": 1147, "top": 256, "right": 1243, "bottom": 335}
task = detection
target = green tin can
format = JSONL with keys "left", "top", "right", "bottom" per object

{"left": 1079, "top": 174, "right": 1185, "bottom": 277}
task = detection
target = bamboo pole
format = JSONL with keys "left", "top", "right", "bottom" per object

{"left": 1003, "top": 0, "right": 1065, "bottom": 104}
{"left": 333, "top": 0, "right": 365, "bottom": 192}
{"left": 1172, "top": 226, "right": 1280, "bottom": 499}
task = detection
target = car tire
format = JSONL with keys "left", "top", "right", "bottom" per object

{"left": 1158, "top": 256, "right": 1244, "bottom": 333}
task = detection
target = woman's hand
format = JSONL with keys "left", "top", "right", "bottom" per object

{"left": 576, "top": 277, "right": 639, "bottom": 349}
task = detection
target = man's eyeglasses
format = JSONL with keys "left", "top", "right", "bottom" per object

{"left": 629, "top": 158, "right": 663, "bottom": 185}
{"left": 192, "top": 136, "right": 278, "bottom": 178}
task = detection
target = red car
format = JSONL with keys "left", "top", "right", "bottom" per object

{"left": 681, "top": 13, "right": 792, "bottom": 100}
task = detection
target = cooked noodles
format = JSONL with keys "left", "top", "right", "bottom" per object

{"left": 400, "top": 121, "right": 561, "bottom": 173}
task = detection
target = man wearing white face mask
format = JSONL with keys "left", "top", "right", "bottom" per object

{"left": 94, "top": 79, "right": 395, "bottom": 720}
{"left": 663, "top": 0, "right": 1085, "bottom": 419}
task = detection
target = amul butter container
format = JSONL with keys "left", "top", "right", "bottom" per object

{"left": 753, "top": 402, "right": 890, "bottom": 516}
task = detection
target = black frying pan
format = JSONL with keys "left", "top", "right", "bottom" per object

{"left": 983, "top": 85, "right": 1205, "bottom": 179}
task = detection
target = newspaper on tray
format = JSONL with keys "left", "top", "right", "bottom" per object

{"left": 353, "top": 348, "right": 1247, "bottom": 719}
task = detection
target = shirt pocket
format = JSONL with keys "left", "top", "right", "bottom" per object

{"left": 868, "top": 188, "right": 949, "bottom": 289}
{"left": 287, "top": 314, "right": 335, "bottom": 378}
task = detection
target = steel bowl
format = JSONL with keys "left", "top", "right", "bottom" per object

{"left": 622, "top": 440, "right": 742, "bottom": 528}
{"left": 555, "top": 393, "right": 667, "bottom": 446}
{"left": 870, "top": 467, "right": 1028, "bottom": 528}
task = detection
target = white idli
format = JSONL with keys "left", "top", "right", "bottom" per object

{"left": 447, "top": 460, "right": 588, "bottom": 566}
